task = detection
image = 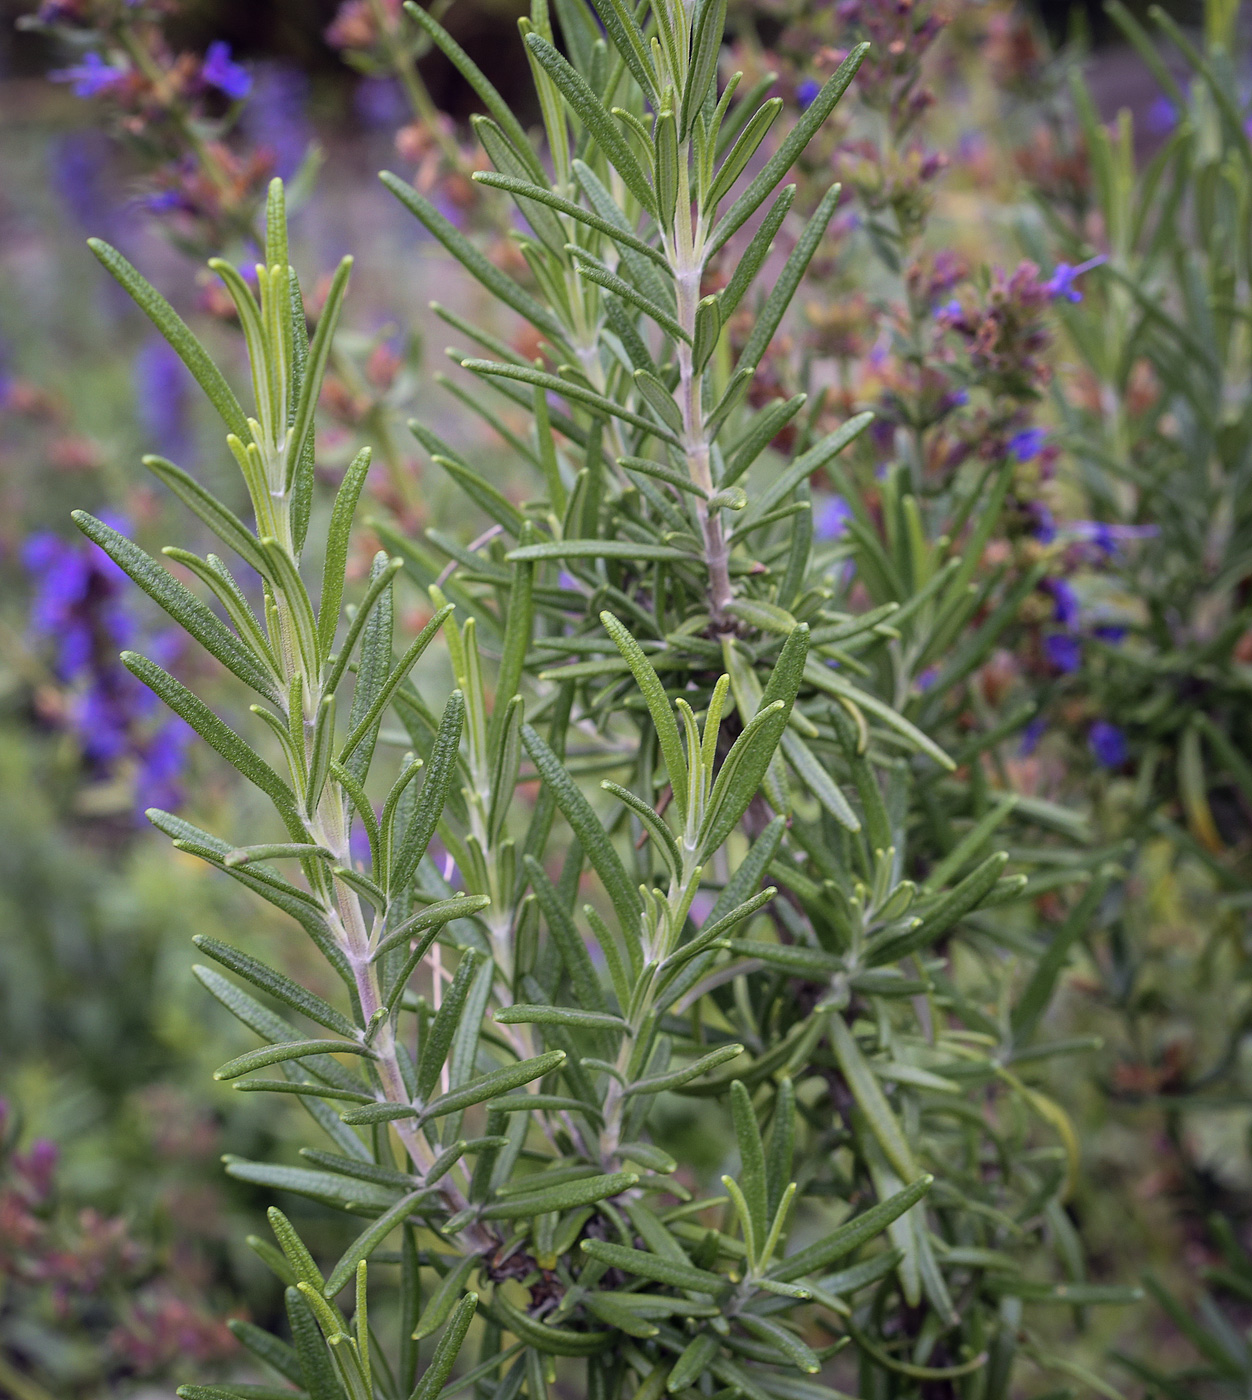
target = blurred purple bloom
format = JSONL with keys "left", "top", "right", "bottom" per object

{"left": 349, "top": 819, "right": 373, "bottom": 869}
{"left": 937, "top": 298, "right": 963, "bottom": 319}
{"left": 1069, "top": 519, "right": 1157, "bottom": 555}
{"left": 138, "top": 719, "right": 193, "bottom": 813}
{"left": 1045, "top": 633, "right": 1082, "bottom": 672}
{"left": 1043, "top": 263, "right": 1081, "bottom": 303}
{"left": 1029, "top": 502, "right": 1056, "bottom": 543}
{"left": 1148, "top": 96, "right": 1178, "bottom": 133}
{"left": 51, "top": 132, "right": 123, "bottom": 237}
{"left": 77, "top": 686, "right": 131, "bottom": 764}
{"left": 50, "top": 52, "right": 127, "bottom": 98}
{"left": 1019, "top": 716, "right": 1046, "bottom": 756}
{"left": 244, "top": 63, "right": 311, "bottom": 180}
{"left": 1009, "top": 427, "right": 1047, "bottom": 462}
{"left": 1046, "top": 577, "right": 1080, "bottom": 629}
{"left": 355, "top": 77, "right": 409, "bottom": 129}
{"left": 1093, "top": 625, "right": 1126, "bottom": 642}
{"left": 22, "top": 527, "right": 190, "bottom": 817}
{"left": 814, "top": 494, "right": 852, "bottom": 540}
{"left": 1089, "top": 720, "right": 1127, "bottom": 768}
{"left": 201, "top": 41, "right": 251, "bottom": 100}
{"left": 916, "top": 665, "right": 939, "bottom": 691}
{"left": 1043, "top": 254, "right": 1106, "bottom": 303}
{"left": 134, "top": 336, "right": 193, "bottom": 462}
{"left": 796, "top": 78, "right": 822, "bottom": 109}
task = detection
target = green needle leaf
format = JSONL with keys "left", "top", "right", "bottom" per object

{"left": 73, "top": 512, "right": 280, "bottom": 702}
{"left": 708, "top": 43, "right": 869, "bottom": 255}
{"left": 214, "top": 1039, "right": 375, "bottom": 1082}
{"left": 522, "top": 724, "right": 644, "bottom": 933}
{"left": 88, "top": 239, "right": 250, "bottom": 441}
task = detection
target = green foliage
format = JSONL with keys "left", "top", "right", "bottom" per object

{"left": 1037, "top": 1, "right": 1252, "bottom": 850}
{"left": 75, "top": 3, "right": 1151, "bottom": 1396}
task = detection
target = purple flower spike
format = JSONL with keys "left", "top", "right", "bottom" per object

{"left": 201, "top": 41, "right": 251, "bottom": 101}
{"left": 796, "top": 78, "right": 822, "bottom": 109}
{"left": 1089, "top": 720, "right": 1127, "bottom": 768}
{"left": 50, "top": 52, "right": 128, "bottom": 99}
{"left": 1045, "top": 633, "right": 1082, "bottom": 672}
{"left": 1009, "top": 427, "right": 1047, "bottom": 462}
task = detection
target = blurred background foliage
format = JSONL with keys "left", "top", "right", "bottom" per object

{"left": 3, "top": 0, "right": 1252, "bottom": 1395}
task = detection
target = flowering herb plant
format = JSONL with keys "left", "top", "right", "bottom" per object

{"left": 71, "top": 1, "right": 1150, "bottom": 1397}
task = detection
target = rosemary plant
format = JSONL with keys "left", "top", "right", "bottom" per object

{"left": 1037, "top": 0, "right": 1252, "bottom": 849}
{"left": 76, "top": 0, "right": 1143, "bottom": 1394}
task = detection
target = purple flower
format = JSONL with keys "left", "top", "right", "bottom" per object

{"left": 1029, "top": 502, "right": 1056, "bottom": 543}
{"left": 51, "top": 132, "right": 126, "bottom": 241}
{"left": 814, "top": 494, "right": 852, "bottom": 540}
{"left": 1046, "top": 577, "right": 1080, "bottom": 629}
{"left": 244, "top": 63, "right": 311, "bottom": 180}
{"left": 1043, "top": 254, "right": 1107, "bottom": 303}
{"left": 796, "top": 78, "right": 822, "bottom": 109}
{"left": 22, "top": 527, "right": 190, "bottom": 819}
{"left": 1045, "top": 633, "right": 1082, "bottom": 672}
{"left": 1009, "top": 427, "right": 1047, "bottom": 462}
{"left": 937, "top": 298, "right": 963, "bottom": 319}
{"left": 915, "top": 665, "right": 939, "bottom": 691}
{"left": 77, "top": 685, "right": 132, "bottom": 764}
{"left": 201, "top": 41, "right": 251, "bottom": 101}
{"left": 138, "top": 718, "right": 192, "bottom": 813}
{"left": 1019, "top": 716, "right": 1046, "bottom": 756}
{"left": 1043, "top": 263, "right": 1081, "bottom": 303}
{"left": 50, "top": 52, "right": 127, "bottom": 99}
{"left": 355, "top": 76, "right": 409, "bottom": 129}
{"left": 1093, "top": 625, "right": 1126, "bottom": 642}
{"left": 1089, "top": 720, "right": 1127, "bottom": 768}
{"left": 1069, "top": 519, "right": 1157, "bottom": 555}
{"left": 134, "top": 336, "right": 193, "bottom": 462}
{"left": 349, "top": 819, "right": 373, "bottom": 869}
{"left": 1147, "top": 96, "right": 1177, "bottom": 133}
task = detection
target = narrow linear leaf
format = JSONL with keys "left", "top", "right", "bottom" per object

{"left": 480, "top": 1171, "right": 638, "bottom": 1219}
{"left": 580, "top": 1239, "right": 731, "bottom": 1294}
{"left": 214, "top": 1039, "right": 374, "bottom": 1082}
{"left": 122, "top": 652, "right": 301, "bottom": 819}
{"left": 382, "top": 172, "right": 566, "bottom": 344}
{"left": 73, "top": 512, "right": 279, "bottom": 701}
{"left": 522, "top": 724, "right": 644, "bottom": 932}
{"left": 193, "top": 935, "right": 357, "bottom": 1038}
{"left": 709, "top": 44, "right": 869, "bottom": 255}
{"left": 88, "top": 239, "right": 250, "bottom": 440}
